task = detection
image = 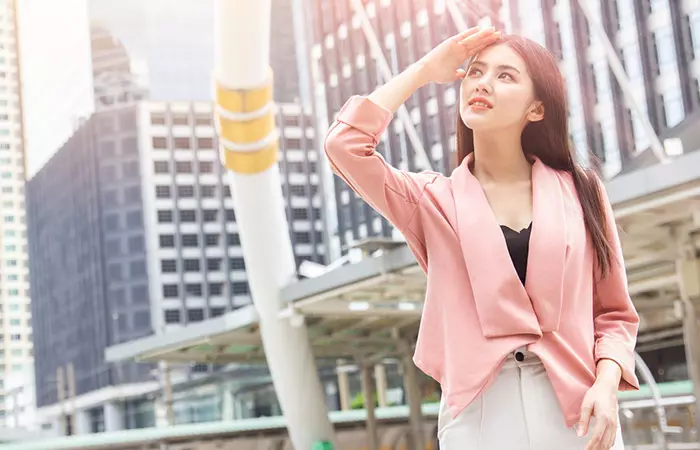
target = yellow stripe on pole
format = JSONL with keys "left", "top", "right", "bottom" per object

{"left": 215, "top": 77, "right": 273, "bottom": 114}
{"left": 221, "top": 143, "right": 278, "bottom": 174}
{"left": 217, "top": 111, "right": 275, "bottom": 144}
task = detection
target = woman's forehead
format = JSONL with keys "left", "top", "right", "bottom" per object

{"left": 471, "top": 44, "right": 526, "bottom": 72}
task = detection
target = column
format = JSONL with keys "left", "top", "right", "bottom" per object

{"left": 403, "top": 355, "right": 425, "bottom": 450}
{"left": 74, "top": 409, "right": 91, "bottom": 435}
{"left": 337, "top": 361, "right": 352, "bottom": 411}
{"left": 374, "top": 364, "right": 388, "bottom": 408}
{"left": 104, "top": 401, "right": 125, "bottom": 432}
{"left": 676, "top": 255, "right": 700, "bottom": 421}
{"left": 361, "top": 364, "right": 379, "bottom": 450}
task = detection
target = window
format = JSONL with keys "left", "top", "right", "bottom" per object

{"left": 156, "top": 186, "right": 171, "bottom": 198}
{"left": 185, "top": 283, "right": 202, "bottom": 296}
{"left": 187, "top": 309, "right": 204, "bottom": 322}
{"left": 164, "top": 309, "right": 181, "bottom": 323}
{"left": 175, "top": 161, "right": 192, "bottom": 173}
{"left": 203, "top": 210, "right": 218, "bottom": 222}
{"left": 181, "top": 234, "right": 198, "bottom": 247}
{"left": 159, "top": 235, "right": 175, "bottom": 248}
{"left": 151, "top": 114, "right": 166, "bottom": 125}
{"left": 152, "top": 137, "right": 167, "bottom": 149}
{"left": 200, "top": 186, "right": 216, "bottom": 198}
{"left": 184, "top": 259, "right": 200, "bottom": 272}
{"left": 163, "top": 285, "right": 179, "bottom": 298}
{"left": 227, "top": 233, "right": 240, "bottom": 245}
{"left": 161, "top": 260, "right": 177, "bottom": 273}
{"left": 292, "top": 208, "right": 309, "bottom": 220}
{"left": 209, "top": 283, "right": 223, "bottom": 296}
{"left": 134, "top": 311, "right": 150, "bottom": 327}
{"left": 199, "top": 161, "right": 213, "bottom": 173}
{"left": 295, "top": 232, "right": 311, "bottom": 244}
{"left": 177, "top": 185, "right": 194, "bottom": 197}
{"left": 126, "top": 210, "right": 142, "bottom": 227}
{"left": 205, "top": 234, "right": 219, "bottom": 246}
{"left": 179, "top": 210, "right": 196, "bottom": 222}
{"left": 197, "top": 137, "right": 213, "bottom": 148}
{"left": 173, "top": 137, "right": 190, "bottom": 149}
{"left": 207, "top": 258, "right": 222, "bottom": 271}
{"left": 232, "top": 282, "right": 249, "bottom": 295}
{"left": 172, "top": 114, "right": 189, "bottom": 126}
{"left": 154, "top": 161, "right": 169, "bottom": 173}
{"left": 230, "top": 258, "right": 245, "bottom": 270}
{"left": 195, "top": 114, "right": 212, "bottom": 126}
{"left": 130, "top": 260, "right": 147, "bottom": 277}
{"left": 157, "top": 210, "right": 173, "bottom": 223}
{"left": 211, "top": 307, "right": 226, "bottom": 317}
{"left": 225, "top": 209, "right": 236, "bottom": 221}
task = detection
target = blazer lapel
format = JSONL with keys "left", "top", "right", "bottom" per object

{"left": 451, "top": 154, "right": 541, "bottom": 338}
{"left": 525, "top": 157, "right": 566, "bottom": 333}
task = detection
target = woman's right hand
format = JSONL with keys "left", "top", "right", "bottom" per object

{"left": 417, "top": 26, "right": 502, "bottom": 84}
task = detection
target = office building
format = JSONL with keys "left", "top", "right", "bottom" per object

{"left": 26, "top": 99, "right": 325, "bottom": 433}
{"left": 0, "top": 0, "right": 31, "bottom": 429}
{"left": 308, "top": 0, "right": 700, "bottom": 250}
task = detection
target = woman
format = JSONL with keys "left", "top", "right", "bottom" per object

{"left": 324, "top": 26, "right": 639, "bottom": 450}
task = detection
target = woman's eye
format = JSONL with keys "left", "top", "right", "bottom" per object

{"left": 500, "top": 73, "right": 514, "bottom": 81}
{"left": 469, "top": 68, "right": 482, "bottom": 76}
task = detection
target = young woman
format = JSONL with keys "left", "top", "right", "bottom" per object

{"left": 324, "top": 26, "right": 639, "bottom": 450}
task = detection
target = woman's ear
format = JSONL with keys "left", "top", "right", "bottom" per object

{"left": 527, "top": 101, "right": 545, "bottom": 123}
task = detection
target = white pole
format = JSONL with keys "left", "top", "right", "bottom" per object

{"left": 213, "top": 1, "right": 335, "bottom": 448}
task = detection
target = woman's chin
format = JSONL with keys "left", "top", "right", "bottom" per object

{"left": 461, "top": 113, "right": 496, "bottom": 130}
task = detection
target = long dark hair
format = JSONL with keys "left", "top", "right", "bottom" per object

{"left": 455, "top": 35, "right": 613, "bottom": 277}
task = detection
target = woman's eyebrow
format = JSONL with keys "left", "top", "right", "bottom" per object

{"left": 470, "top": 60, "right": 521, "bottom": 74}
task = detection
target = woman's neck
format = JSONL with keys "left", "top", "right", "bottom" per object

{"left": 471, "top": 131, "right": 532, "bottom": 184}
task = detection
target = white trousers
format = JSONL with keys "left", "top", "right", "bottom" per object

{"left": 437, "top": 348, "right": 624, "bottom": 450}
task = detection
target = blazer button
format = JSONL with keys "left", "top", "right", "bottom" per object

{"left": 515, "top": 351, "right": 525, "bottom": 362}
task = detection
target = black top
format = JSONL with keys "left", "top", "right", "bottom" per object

{"left": 501, "top": 223, "right": 532, "bottom": 285}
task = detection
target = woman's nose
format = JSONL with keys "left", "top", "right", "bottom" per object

{"left": 476, "top": 78, "right": 493, "bottom": 94}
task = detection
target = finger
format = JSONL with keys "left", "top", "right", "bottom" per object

{"left": 585, "top": 418, "right": 606, "bottom": 450}
{"left": 601, "top": 420, "right": 617, "bottom": 450}
{"left": 460, "top": 32, "right": 502, "bottom": 51}
{"left": 453, "top": 26, "right": 482, "bottom": 41}
{"left": 455, "top": 68, "right": 467, "bottom": 79}
{"left": 577, "top": 402, "right": 593, "bottom": 436}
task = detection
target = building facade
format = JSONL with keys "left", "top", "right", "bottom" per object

{"left": 0, "top": 0, "right": 32, "bottom": 429}
{"left": 309, "top": 0, "right": 700, "bottom": 250}
{"left": 26, "top": 100, "right": 326, "bottom": 433}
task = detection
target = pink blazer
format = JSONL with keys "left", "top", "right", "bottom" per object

{"left": 324, "top": 96, "right": 640, "bottom": 427}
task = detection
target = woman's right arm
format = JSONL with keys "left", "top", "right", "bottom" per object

{"left": 324, "top": 26, "right": 501, "bottom": 232}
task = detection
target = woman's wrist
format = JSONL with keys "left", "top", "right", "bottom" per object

{"left": 594, "top": 358, "right": 622, "bottom": 391}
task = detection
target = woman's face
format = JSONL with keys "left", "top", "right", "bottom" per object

{"left": 459, "top": 43, "right": 543, "bottom": 132}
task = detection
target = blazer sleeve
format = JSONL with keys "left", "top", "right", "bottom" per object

{"left": 323, "top": 95, "right": 439, "bottom": 254}
{"left": 593, "top": 179, "right": 640, "bottom": 391}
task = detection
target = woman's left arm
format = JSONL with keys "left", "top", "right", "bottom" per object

{"left": 578, "top": 178, "right": 640, "bottom": 449}
{"left": 591, "top": 180, "right": 640, "bottom": 392}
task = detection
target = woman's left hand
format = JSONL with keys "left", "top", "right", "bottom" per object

{"left": 577, "top": 377, "right": 619, "bottom": 450}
